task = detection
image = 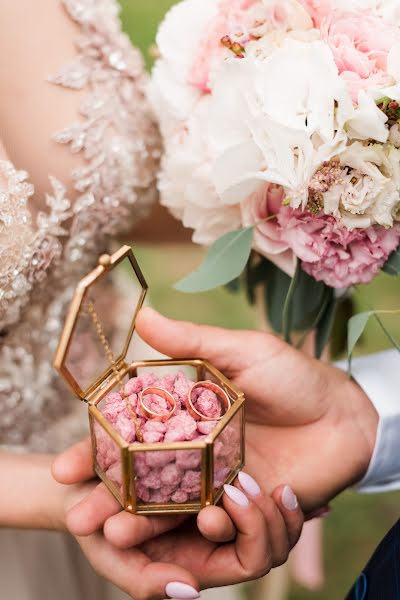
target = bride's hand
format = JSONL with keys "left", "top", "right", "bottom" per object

{"left": 53, "top": 439, "right": 304, "bottom": 599}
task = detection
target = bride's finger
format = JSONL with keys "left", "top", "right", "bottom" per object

{"left": 197, "top": 505, "right": 236, "bottom": 543}
{"left": 52, "top": 437, "right": 94, "bottom": 484}
{"left": 66, "top": 482, "right": 121, "bottom": 536}
{"left": 78, "top": 532, "right": 200, "bottom": 600}
{"left": 104, "top": 511, "right": 187, "bottom": 549}
{"left": 236, "top": 473, "right": 304, "bottom": 565}
{"left": 199, "top": 484, "right": 271, "bottom": 587}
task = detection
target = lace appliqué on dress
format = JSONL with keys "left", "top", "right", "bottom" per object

{"left": 0, "top": 161, "right": 71, "bottom": 331}
{"left": 0, "top": 0, "right": 160, "bottom": 451}
{"left": 49, "top": 0, "right": 160, "bottom": 265}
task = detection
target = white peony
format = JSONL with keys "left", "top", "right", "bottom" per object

{"left": 147, "top": 0, "right": 216, "bottom": 138}
{"left": 158, "top": 98, "right": 242, "bottom": 245}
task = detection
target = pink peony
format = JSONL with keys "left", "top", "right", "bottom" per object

{"left": 278, "top": 207, "right": 400, "bottom": 288}
{"left": 298, "top": 0, "right": 331, "bottom": 26}
{"left": 321, "top": 10, "right": 400, "bottom": 102}
{"left": 241, "top": 183, "right": 295, "bottom": 275}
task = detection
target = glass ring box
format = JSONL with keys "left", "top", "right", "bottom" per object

{"left": 54, "top": 245, "right": 245, "bottom": 515}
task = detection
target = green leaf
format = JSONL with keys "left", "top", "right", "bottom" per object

{"left": 264, "top": 262, "right": 292, "bottom": 331}
{"left": 347, "top": 311, "right": 374, "bottom": 371}
{"left": 282, "top": 261, "right": 300, "bottom": 344}
{"left": 174, "top": 227, "right": 254, "bottom": 293}
{"left": 263, "top": 261, "right": 332, "bottom": 337}
{"left": 315, "top": 296, "right": 337, "bottom": 359}
{"left": 383, "top": 246, "right": 400, "bottom": 276}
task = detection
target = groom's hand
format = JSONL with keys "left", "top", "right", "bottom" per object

{"left": 135, "top": 307, "right": 379, "bottom": 512}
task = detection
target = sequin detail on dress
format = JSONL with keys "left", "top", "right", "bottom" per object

{"left": 0, "top": 0, "right": 160, "bottom": 451}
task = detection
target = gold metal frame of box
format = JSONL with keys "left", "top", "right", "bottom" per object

{"left": 54, "top": 246, "right": 246, "bottom": 515}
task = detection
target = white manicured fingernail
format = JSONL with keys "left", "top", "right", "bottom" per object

{"left": 282, "top": 485, "right": 298, "bottom": 511}
{"left": 165, "top": 582, "right": 200, "bottom": 599}
{"left": 238, "top": 471, "right": 261, "bottom": 497}
{"left": 224, "top": 484, "right": 250, "bottom": 507}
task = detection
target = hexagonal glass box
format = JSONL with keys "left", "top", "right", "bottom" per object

{"left": 54, "top": 246, "right": 245, "bottom": 515}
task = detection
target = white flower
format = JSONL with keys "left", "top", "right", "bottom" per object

{"left": 346, "top": 91, "right": 389, "bottom": 144}
{"left": 148, "top": 0, "right": 215, "bottom": 137}
{"left": 322, "top": 142, "right": 400, "bottom": 228}
{"left": 158, "top": 98, "right": 242, "bottom": 245}
{"left": 208, "top": 39, "right": 353, "bottom": 209}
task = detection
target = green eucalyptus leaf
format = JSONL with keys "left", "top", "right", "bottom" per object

{"left": 315, "top": 295, "right": 337, "bottom": 359}
{"left": 174, "top": 227, "right": 254, "bottom": 293}
{"left": 282, "top": 261, "right": 300, "bottom": 343}
{"left": 383, "top": 246, "right": 400, "bottom": 276}
{"left": 264, "top": 263, "right": 290, "bottom": 332}
{"left": 347, "top": 311, "right": 374, "bottom": 370}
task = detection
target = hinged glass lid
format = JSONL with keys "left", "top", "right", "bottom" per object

{"left": 54, "top": 245, "right": 148, "bottom": 400}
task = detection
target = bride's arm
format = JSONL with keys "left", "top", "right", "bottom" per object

{"left": 0, "top": 452, "right": 74, "bottom": 529}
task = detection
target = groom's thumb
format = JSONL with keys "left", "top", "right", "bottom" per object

{"left": 135, "top": 307, "right": 253, "bottom": 372}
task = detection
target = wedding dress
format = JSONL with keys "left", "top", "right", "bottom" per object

{"left": 0, "top": 0, "right": 159, "bottom": 598}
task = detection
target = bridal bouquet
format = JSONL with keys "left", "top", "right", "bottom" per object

{"left": 149, "top": 0, "right": 400, "bottom": 357}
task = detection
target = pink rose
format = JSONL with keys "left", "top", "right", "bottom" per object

{"left": 241, "top": 183, "right": 295, "bottom": 275}
{"left": 321, "top": 10, "right": 400, "bottom": 102}
{"left": 278, "top": 207, "right": 400, "bottom": 288}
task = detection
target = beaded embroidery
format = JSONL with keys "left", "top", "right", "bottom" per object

{"left": 0, "top": 0, "right": 160, "bottom": 451}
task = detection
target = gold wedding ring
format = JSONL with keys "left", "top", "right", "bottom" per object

{"left": 139, "top": 387, "right": 177, "bottom": 422}
{"left": 187, "top": 381, "right": 231, "bottom": 422}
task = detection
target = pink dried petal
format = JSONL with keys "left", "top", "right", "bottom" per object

{"left": 142, "top": 420, "right": 167, "bottom": 444}
{"left": 171, "top": 489, "right": 189, "bottom": 504}
{"left": 197, "top": 421, "right": 218, "bottom": 435}
{"left": 115, "top": 413, "right": 136, "bottom": 443}
{"left": 140, "top": 372, "right": 159, "bottom": 389}
{"left": 102, "top": 392, "right": 125, "bottom": 423}
{"left": 143, "top": 431, "right": 164, "bottom": 443}
{"left": 159, "top": 373, "right": 176, "bottom": 394}
{"left": 192, "top": 389, "right": 221, "bottom": 419}
{"left": 161, "top": 485, "right": 178, "bottom": 496}
{"left": 127, "top": 393, "right": 138, "bottom": 410}
{"left": 122, "top": 377, "right": 143, "bottom": 397}
{"left": 189, "top": 491, "right": 201, "bottom": 501}
{"left": 214, "top": 467, "right": 230, "bottom": 489}
{"left": 164, "top": 428, "right": 186, "bottom": 443}
{"left": 176, "top": 449, "right": 201, "bottom": 470}
{"left": 150, "top": 489, "right": 171, "bottom": 504}
{"left": 136, "top": 482, "right": 151, "bottom": 503}
{"left": 142, "top": 393, "right": 169, "bottom": 416}
{"left": 161, "top": 463, "right": 184, "bottom": 487}
{"left": 106, "top": 463, "right": 122, "bottom": 488}
{"left": 146, "top": 450, "right": 176, "bottom": 468}
{"left": 173, "top": 371, "right": 195, "bottom": 407}
{"left": 134, "top": 452, "right": 151, "bottom": 478}
{"left": 94, "top": 422, "right": 120, "bottom": 470}
{"left": 181, "top": 470, "right": 202, "bottom": 494}
{"left": 166, "top": 413, "right": 197, "bottom": 441}
{"left": 141, "top": 468, "right": 163, "bottom": 489}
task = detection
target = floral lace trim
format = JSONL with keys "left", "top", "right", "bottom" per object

{"left": 49, "top": 0, "right": 160, "bottom": 265}
{"left": 0, "top": 162, "right": 71, "bottom": 331}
